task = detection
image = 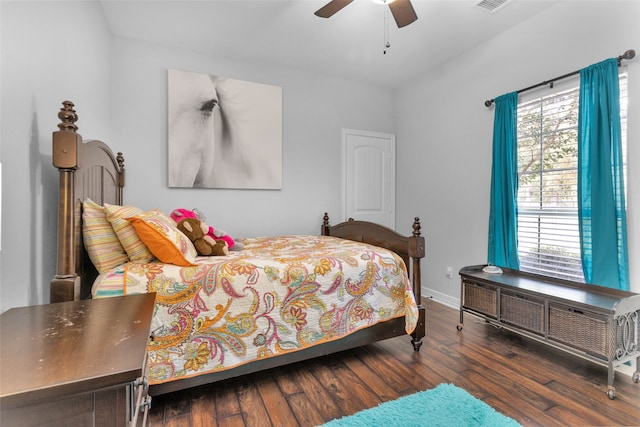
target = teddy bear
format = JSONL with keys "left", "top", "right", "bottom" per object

{"left": 176, "top": 217, "right": 229, "bottom": 256}
{"left": 170, "top": 208, "right": 243, "bottom": 251}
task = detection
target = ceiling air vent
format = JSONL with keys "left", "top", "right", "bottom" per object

{"left": 475, "top": 0, "right": 513, "bottom": 13}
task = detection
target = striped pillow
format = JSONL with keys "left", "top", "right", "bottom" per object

{"left": 82, "top": 199, "right": 129, "bottom": 272}
{"left": 127, "top": 210, "right": 197, "bottom": 267}
{"left": 104, "top": 203, "right": 155, "bottom": 263}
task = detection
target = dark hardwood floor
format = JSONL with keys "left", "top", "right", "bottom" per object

{"left": 148, "top": 299, "right": 640, "bottom": 427}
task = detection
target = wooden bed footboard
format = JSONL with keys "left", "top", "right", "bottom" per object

{"left": 322, "top": 213, "right": 426, "bottom": 350}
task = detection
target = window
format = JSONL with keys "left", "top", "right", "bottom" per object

{"left": 516, "top": 73, "right": 627, "bottom": 282}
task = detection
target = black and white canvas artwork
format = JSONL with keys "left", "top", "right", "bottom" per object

{"left": 168, "top": 69, "right": 282, "bottom": 189}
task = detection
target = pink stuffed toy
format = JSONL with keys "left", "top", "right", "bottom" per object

{"left": 170, "top": 208, "right": 242, "bottom": 251}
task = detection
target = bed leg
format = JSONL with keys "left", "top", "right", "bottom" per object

{"left": 411, "top": 305, "right": 426, "bottom": 351}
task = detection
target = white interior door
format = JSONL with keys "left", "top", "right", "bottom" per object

{"left": 343, "top": 129, "right": 395, "bottom": 229}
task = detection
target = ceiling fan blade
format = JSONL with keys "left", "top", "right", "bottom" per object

{"left": 314, "top": 0, "right": 354, "bottom": 18}
{"left": 388, "top": 0, "right": 418, "bottom": 28}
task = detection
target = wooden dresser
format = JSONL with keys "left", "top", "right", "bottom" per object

{"left": 0, "top": 293, "right": 155, "bottom": 426}
{"left": 458, "top": 265, "right": 640, "bottom": 399}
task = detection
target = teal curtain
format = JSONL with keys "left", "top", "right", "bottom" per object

{"left": 578, "top": 58, "right": 630, "bottom": 290}
{"left": 488, "top": 92, "right": 520, "bottom": 269}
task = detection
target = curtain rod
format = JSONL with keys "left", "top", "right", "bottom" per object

{"left": 484, "top": 49, "right": 636, "bottom": 107}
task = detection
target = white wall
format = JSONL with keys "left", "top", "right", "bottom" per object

{"left": 107, "top": 37, "right": 395, "bottom": 239}
{"left": 0, "top": 2, "right": 395, "bottom": 311}
{"left": 2, "top": 1, "right": 638, "bottom": 312}
{"left": 0, "top": 1, "right": 113, "bottom": 311}
{"left": 396, "top": 0, "right": 640, "bottom": 306}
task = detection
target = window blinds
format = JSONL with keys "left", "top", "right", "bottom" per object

{"left": 516, "top": 73, "right": 627, "bottom": 282}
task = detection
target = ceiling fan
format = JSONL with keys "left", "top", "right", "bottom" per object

{"left": 314, "top": 0, "right": 418, "bottom": 28}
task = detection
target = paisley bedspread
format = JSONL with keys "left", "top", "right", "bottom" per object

{"left": 93, "top": 235, "right": 417, "bottom": 385}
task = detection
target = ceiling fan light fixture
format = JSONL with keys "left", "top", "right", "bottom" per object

{"left": 372, "top": 0, "right": 396, "bottom": 4}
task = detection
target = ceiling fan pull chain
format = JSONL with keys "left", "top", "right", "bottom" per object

{"left": 383, "top": 6, "right": 391, "bottom": 54}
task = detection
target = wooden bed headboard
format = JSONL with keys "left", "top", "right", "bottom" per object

{"left": 50, "top": 101, "right": 125, "bottom": 303}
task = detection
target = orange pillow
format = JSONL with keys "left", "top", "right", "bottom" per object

{"left": 127, "top": 210, "right": 197, "bottom": 267}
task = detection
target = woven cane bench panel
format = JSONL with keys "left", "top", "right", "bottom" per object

{"left": 549, "top": 304, "right": 608, "bottom": 359}
{"left": 500, "top": 293, "right": 545, "bottom": 335}
{"left": 463, "top": 281, "right": 497, "bottom": 318}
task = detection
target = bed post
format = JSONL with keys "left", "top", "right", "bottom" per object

{"left": 321, "top": 212, "right": 330, "bottom": 236}
{"left": 50, "top": 101, "right": 81, "bottom": 303}
{"left": 409, "top": 217, "right": 426, "bottom": 351}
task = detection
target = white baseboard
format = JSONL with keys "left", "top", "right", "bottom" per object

{"left": 421, "top": 286, "right": 459, "bottom": 309}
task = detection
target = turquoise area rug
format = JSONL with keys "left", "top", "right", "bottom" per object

{"left": 320, "top": 383, "right": 521, "bottom": 427}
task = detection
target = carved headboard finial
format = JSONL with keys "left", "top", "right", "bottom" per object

{"left": 116, "top": 152, "right": 125, "bottom": 170}
{"left": 57, "top": 100, "right": 79, "bottom": 132}
{"left": 412, "top": 217, "right": 422, "bottom": 237}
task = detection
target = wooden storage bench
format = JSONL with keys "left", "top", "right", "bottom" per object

{"left": 458, "top": 265, "right": 640, "bottom": 399}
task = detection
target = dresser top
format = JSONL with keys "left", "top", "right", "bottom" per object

{"left": 0, "top": 293, "right": 155, "bottom": 409}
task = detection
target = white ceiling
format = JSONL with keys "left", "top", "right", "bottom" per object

{"left": 100, "top": 0, "right": 559, "bottom": 88}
